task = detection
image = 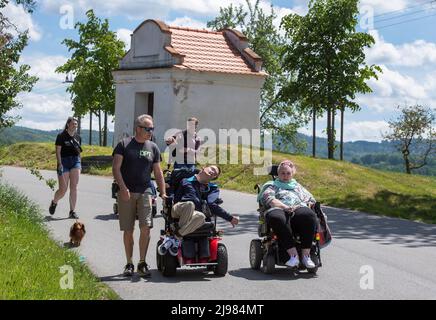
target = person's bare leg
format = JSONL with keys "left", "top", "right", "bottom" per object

{"left": 123, "top": 230, "right": 134, "bottom": 264}
{"left": 53, "top": 172, "right": 70, "bottom": 203}
{"left": 287, "top": 247, "right": 298, "bottom": 257}
{"left": 68, "top": 168, "right": 80, "bottom": 212}
{"left": 139, "top": 226, "right": 150, "bottom": 261}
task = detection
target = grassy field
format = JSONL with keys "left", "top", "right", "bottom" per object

{"left": 0, "top": 181, "right": 119, "bottom": 299}
{"left": 1, "top": 142, "right": 435, "bottom": 223}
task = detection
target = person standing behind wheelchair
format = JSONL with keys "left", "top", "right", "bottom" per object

{"left": 165, "top": 117, "right": 202, "bottom": 170}
{"left": 259, "top": 160, "right": 317, "bottom": 269}
{"left": 112, "top": 114, "right": 167, "bottom": 278}
{"left": 49, "top": 117, "right": 82, "bottom": 219}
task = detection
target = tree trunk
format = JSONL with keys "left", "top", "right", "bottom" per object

{"left": 403, "top": 151, "right": 411, "bottom": 174}
{"left": 77, "top": 116, "right": 81, "bottom": 135}
{"left": 332, "top": 108, "right": 336, "bottom": 159}
{"left": 312, "top": 107, "right": 316, "bottom": 158}
{"left": 103, "top": 111, "right": 108, "bottom": 147}
{"left": 98, "top": 110, "right": 102, "bottom": 146}
{"left": 327, "top": 107, "right": 333, "bottom": 159}
{"left": 340, "top": 106, "right": 344, "bottom": 161}
{"left": 89, "top": 112, "right": 92, "bottom": 146}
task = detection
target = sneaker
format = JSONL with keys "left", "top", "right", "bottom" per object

{"left": 285, "top": 255, "right": 300, "bottom": 268}
{"left": 302, "top": 255, "right": 316, "bottom": 269}
{"left": 158, "top": 237, "right": 173, "bottom": 255}
{"left": 49, "top": 201, "right": 57, "bottom": 215}
{"left": 123, "top": 263, "right": 134, "bottom": 277}
{"left": 137, "top": 262, "right": 151, "bottom": 278}
{"left": 69, "top": 211, "right": 79, "bottom": 219}
{"left": 168, "top": 238, "right": 180, "bottom": 256}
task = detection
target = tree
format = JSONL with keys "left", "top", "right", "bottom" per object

{"left": 208, "top": 0, "right": 310, "bottom": 150}
{"left": 281, "top": 0, "right": 381, "bottom": 159}
{"left": 56, "top": 10, "right": 125, "bottom": 146}
{"left": 0, "top": 0, "right": 38, "bottom": 129}
{"left": 383, "top": 105, "right": 435, "bottom": 174}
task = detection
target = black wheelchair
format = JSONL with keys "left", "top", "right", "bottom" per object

{"left": 156, "top": 168, "right": 229, "bottom": 277}
{"left": 111, "top": 180, "right": 157, "bottom": 218}
{"left": 250, "top": 165, "right": 330, "bottom": 275}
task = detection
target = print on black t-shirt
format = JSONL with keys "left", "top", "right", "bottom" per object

{"left": 112, "top": 137, "right": 161, "bottom": 193}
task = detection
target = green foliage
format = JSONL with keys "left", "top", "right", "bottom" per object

{"left": 207, "top": 0, "right": 310, "bottom": 151}
{"left": 25, "top": 162, "right": 57, "bottom": 191}
{"left": 0, "top": 182, "right": 119, "bottom": 299}
{"left": 383, "top": 105, "right": 435, "bottom": 174}
{"left": 280, "top": 0, "right": 381, "bottom": 158}
{"left": 56, "top": 9, "right": 125, "bottom": 145}
{"left": 0, "top": 0, "right": 38, "bottom": 129}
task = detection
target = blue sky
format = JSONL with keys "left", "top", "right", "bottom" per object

{"left": 5, "top": 0, "right": 436, "bottom": 141}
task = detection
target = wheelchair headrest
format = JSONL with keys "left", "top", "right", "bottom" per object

{"left": 268, "top": 165, "right": 279, "bottom": 177}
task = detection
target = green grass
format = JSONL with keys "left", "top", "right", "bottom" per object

{"left": 0, "top": 181, "right": 119, "bottom": 300}
{"left": 1, "top": 142, "right": 435, "bottom": 223}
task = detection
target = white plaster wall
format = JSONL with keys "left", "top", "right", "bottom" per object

{"left": 113, "top": 69, "right": 175, "bottom": 149}
{"left": 169, "top": 71, "right": 264, "bottom": 142}
{"left": 113, "top": 68, "right": 265, "bottom": 151}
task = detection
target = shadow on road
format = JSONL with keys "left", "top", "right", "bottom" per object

{"left": 100, "top": 274, "right": 141, "bottom": 283}
{"left": 143, "top": 269, "right": 226, "bottom": 283}
{"left": 214, "top": 211, "right": 259, "bottom": 236}
{"left": 94, "top": 213, "right": 119, "bottom": 221}
{"left": 325, "top": 207, "right": 436, "bottom": 248}
{"left": 229, "top": 268, "right": 317, "bottom": 281}
{"left": 44, "top": 216, "right": 71, "bottom": 221}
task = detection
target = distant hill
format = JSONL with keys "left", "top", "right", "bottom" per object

{"left": 274, "top": 133, "right": 435, "bottom": 176}
{"left": 0, "top": 126, "right": 115, "bottom": 147}
{"left": 1, "top": 126, "right": 434, "bottom": 176}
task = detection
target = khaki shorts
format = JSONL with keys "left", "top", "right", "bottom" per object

{"left": 118, "top": 188, "right": 153, "bottom": 231}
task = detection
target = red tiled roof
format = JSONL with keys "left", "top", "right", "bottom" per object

{"left": 168, "top": 26, "right": 265, "bottom": 76}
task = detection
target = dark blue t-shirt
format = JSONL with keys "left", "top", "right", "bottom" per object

{"left": 112, "top": 137, "right": 160, "bottom": 193}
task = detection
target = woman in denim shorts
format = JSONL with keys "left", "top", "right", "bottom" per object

{"left": 49, "top": 117, "right": 83, "bottom": 219}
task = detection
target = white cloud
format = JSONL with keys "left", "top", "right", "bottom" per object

{"left": 299, "top": 120, "right": 390, "bottom": 142}
{"left": 116, "top": 28, "right": 132, "bottom": 50}
{"left": 166, "top": 17, "right": 207, "bottom": 29}
{"left": 366, "top": 30, "right": 436, "bottom": 67}
{"left": 342, "top": 120, "right": 390, "bottom": 142}
{"left": 3, "top": 2, "right": 42, "bottom": 41}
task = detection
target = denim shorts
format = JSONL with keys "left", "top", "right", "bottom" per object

{"left": 59, "top": 156, "right": 81, "bottom": 175}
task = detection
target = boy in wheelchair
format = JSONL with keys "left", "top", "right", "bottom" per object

{"left": 157, "top": 165, "right": 238, "bottom": 276}
{"left": 252, "top": 160, "right": 329, "bottom": 274}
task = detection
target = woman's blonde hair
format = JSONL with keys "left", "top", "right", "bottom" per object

{"left": 278, "top": 159, "right": 296, "bottom": 175}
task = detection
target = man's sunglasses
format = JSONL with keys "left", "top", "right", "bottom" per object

{"left": 139, "top": 126, "right": 154, "bottom": 132}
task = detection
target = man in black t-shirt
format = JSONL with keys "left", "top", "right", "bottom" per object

{"left": 112, "top": 114, "right": 166, "bottom": 278}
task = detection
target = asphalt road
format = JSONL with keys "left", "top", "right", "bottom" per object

{"left": 1, "top": 166, "right": 436, "bottom": 300}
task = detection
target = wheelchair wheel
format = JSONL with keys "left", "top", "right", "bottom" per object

{"left": 156, "top": 239, "right": 163, "bottom": 271}
{"left": 162, "top": 252, "right": 178, "bottom": 277}
{"left": 113, "top": 203, "right": 118, "bottom": 215}
{"left": 261, "top": 251, "right": 275, "bottom": 274}
{"left": 214, "top": 243, "right": 228, "bottom": 276}
{"left": 249, "top": 239, "right": 262, "bottom": 270}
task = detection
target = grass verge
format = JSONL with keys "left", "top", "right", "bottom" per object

{"left": 0, "top": 181, "right": 119, "bottom": 300}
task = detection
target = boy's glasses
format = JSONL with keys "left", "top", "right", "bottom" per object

{"left": 139, "top": 126, "right": 154, "bottom": 132}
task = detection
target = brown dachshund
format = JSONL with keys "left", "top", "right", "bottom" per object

{"left": 69, "top": 220, "right": 86, "bottom": 247}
